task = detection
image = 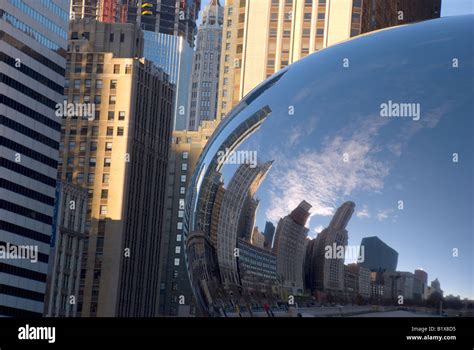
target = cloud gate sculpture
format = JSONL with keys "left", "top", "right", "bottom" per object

{"left": 184, "top": 16, "right": 473, "bottom": 316}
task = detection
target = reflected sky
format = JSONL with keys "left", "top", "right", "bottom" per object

{"left": 187, "top": 15, "right": 474, "bottom": 304}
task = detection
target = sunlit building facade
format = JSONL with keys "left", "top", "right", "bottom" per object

{"left": 60, "top": 19, "right": 174, "bottom": 317}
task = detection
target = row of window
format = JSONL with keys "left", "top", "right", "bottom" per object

{"left": 65, "top": 126, "right": 125, "bottom": 138}
{"left": 67, "top": 63, "right": 132, "bottom": 75}
{"left": 0, "top": 73, "right": 57, "bottom": 110}
{"left": 0, "top": 51, "right": 63, "bottom": 94}
{"left": 62, "top": 140, "right": 113, "bottom": 153}
{"left": 0, "top": 199, "right": 53, "bottom": 225}
{"left": 0, "top": 219, "right": 50, "bottom": 244}
{"left": 40, "top": 0, "right": 68, "bottom": 21}
{"left": 0, "top": 283, "right": 45, "bottom": 302}
{"left": 63, "top": 171, "right": 110, "bottom": 186}
{"left": 9, "top": 0, "right": 68, "bottom": 39}
{"left": 0, "top": 114, "right": 59, "bottom": 149}
{"left": 0, "top": 30, "right": 65, "bottom": 75}
{"left": 0, "top": 157, "right": 56, "bottom": 187}
{"left": 66, "top": 78, "right": 118, "bottom": 90}
{"left": 0, "top": 136, "right": 58, "bottom": 168}
{"left": 0, "top": 10, "right": 64, "bottom": 53}
{"left": 0, "top": 178, "right": 55, "bottom": 206}
{"left": 0, "top": 262, "right": 47, "bottom": 282}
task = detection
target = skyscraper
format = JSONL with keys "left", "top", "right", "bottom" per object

{"left": 0, "top": 0, "right": 69, "bottom": 317}
{"left": 217, "top": 0, "right": 441, "bottom": 119}
{"left": 273, "top": 200, "right": 312, "bottom": 296}
{"left": 359, "top": 236, "right": 398, "bottom": 273}
{"left": 187, "top": 0, "right": 223, "bottom": 130}
{"left": 217, "top": 161, "right": 273, "bottom": 288}
{"left": 308, "top": 201, "right": 354, "bottom": 295}
{"left": 263, "top": 221, "right": 275, "bottom": 250}
{"left": 61, "top": 19, "right": 174, "bottom": 316}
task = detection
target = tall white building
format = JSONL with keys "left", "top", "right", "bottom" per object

{"left": 0, "top": 0, "right": 69, "bottom": 316}
{"left": 187, "top": 0, "right": 223, "bottom": 130}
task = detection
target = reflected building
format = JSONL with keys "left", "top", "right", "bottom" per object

{"left": 217, "top": 161, "right": 273, "bottom": 288}
{"left": 237, "top": 239, "right": 279, "bottom": 300}
{"left": 273, "top": 201, "right": 312, "bottom": 296}
{"left": 263, "top": 221, "right": 276, "bottom": 250}
{"left": 307, "top": 202, "right": 354, "bottom": 296}
{"left": 250, "top": 228, "right": 265, "bottom": 249}
{"left": 414, "top": 269, "right": 428, "bottom": 300}
{"left": 217, "top": 0, "right": 441, "bottom": 119}
{"left": 359, "top": 236, "right": 398, "bottom": 273}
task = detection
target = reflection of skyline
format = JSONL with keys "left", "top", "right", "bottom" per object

{"left": 185, "top": 17, "right": 473, "bottom": 316}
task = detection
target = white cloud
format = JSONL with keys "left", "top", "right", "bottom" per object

{"left": 377, "top": 209, "right": 394, "bottom": 221}
{"left": 356, "top": 205, "right": 370, "bottom": 219}
{"left": 265, "top": 121, "right": 390, "bottom": 222}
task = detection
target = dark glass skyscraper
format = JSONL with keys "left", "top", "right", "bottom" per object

{"left": 359, "top": 236, "right": 398, "bottom": 273}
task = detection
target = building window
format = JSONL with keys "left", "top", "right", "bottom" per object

{"left": 178, "top": 210, "right": 184, "bottom": 218}
{"left": 125, "top": 65, "right": 132, "bottom": 74}
{"left": 176, "top": 235, "right": 182, "bottom": 242}
{"left": 109, "top": 95, "right": 116, "bottom": 105}
{"left": 181, "top": 163, "right": 187, "bottom": 171}
{"left": 106, "top": 127, "right": 113, "bottom": 137}
{"left": 110, "top": 80, "right": 117, "bottom": 89}
{"left": 118, "top": 111, "right": 125, "bottom": 120}
{"left": 105, "top": 142, "right": 112, "bottom": 151}
{"left": 100, "top": 205, "right": 107, "bottom": 215}
{"left": 104, "top": 158, "right": 111, "bottom": 167}
{"left": 108, "top": 111, "right": 114, "bottom": 120}
{"left": 174, "top": 258, "right": 180, "bottom": 266}
{"left": 180, "top": 187, "right": 185, "bottom": 195}
{"left": 89, "top": 157, "right": 96, "bottom": 167}
{"left": 102, "top": 174, "right": 110, "bottom": 184}
{"left": 113, "top": 64, "right": 120, "bottom": 74}
{"left": 101, "top": 189, "right": 108, "bottom": 199}
{"left": 120, "top": 33, "right": 125, "bottom": 42}
{"left": 177, "top": 222, "right": 183, "bottom": 230}
{"left": 180, "top": 175, "right": 186, "bottom": 182}
{"left": 175, "top": 246, "right": 181, "bottom": 254}
{"left": 117, "top": 127, "right": 124, "bottom": 136}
